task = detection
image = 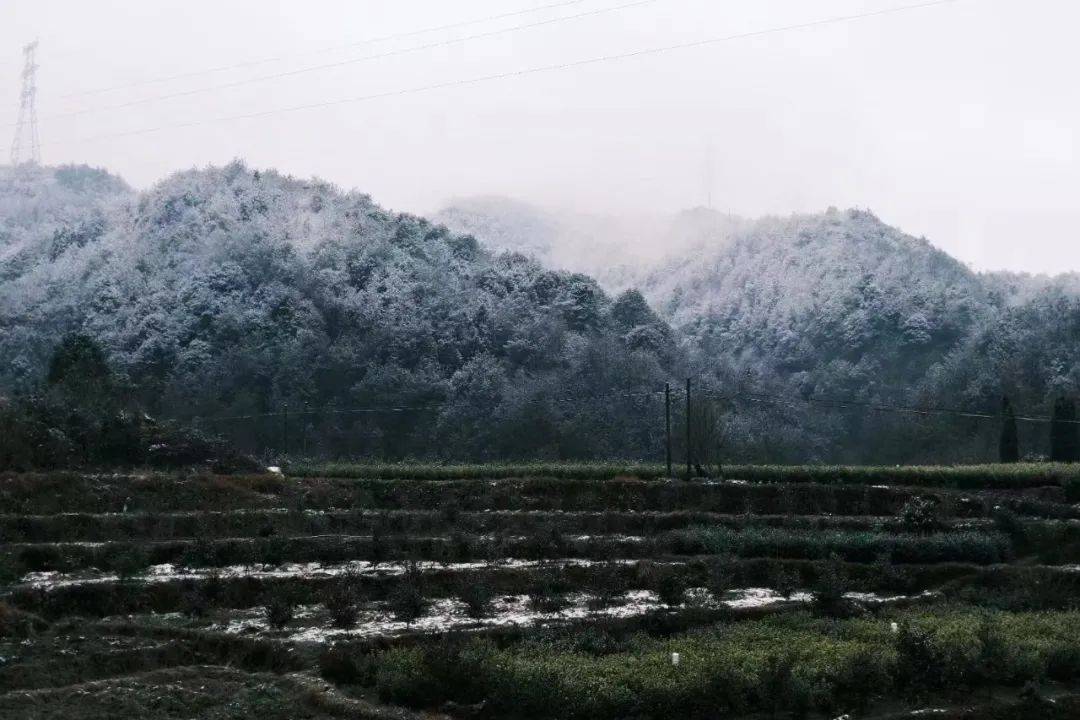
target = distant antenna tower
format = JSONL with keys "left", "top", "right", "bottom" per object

{"left": 703, "top": 141, "right": 714, "bottom": 210}
{"left": 10, "top": 40, "right": 41, "bottom": 166}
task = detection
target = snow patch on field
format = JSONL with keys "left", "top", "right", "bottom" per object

{"left": 18, "top": 558, "right": 646, "bottom": 590}
{"left": 211, "top": 588, "right": 802, "bottom": 642}
{"left": 160, "top": 587, "right": 935, "bottom": 643}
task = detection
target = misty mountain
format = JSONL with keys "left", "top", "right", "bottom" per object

{"left": 434, "top": 196, "right": 744, "bottom": 292}
{"left": 435, "top": 195, "right": 1080, "bottom": 461}
{"left": 0, "top": 162, "right": 674, "bottom": 461}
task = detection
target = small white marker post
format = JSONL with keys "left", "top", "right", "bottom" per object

{"left": 671, "top": 652, "right": 680, "bottom": 666}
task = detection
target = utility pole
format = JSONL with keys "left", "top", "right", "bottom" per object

{"left": 282, "top": 403, "right": 288, "bottom": 458}
{"left": 685, "top": 377, "right": 692, "bottom": 478}
{"left": 10, "top": 40, "right": 41, "bottom": 166}
{"left": 665, "top": 383, "right": 672, "bottom": 478}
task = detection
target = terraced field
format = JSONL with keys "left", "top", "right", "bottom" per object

{"left": 3, "top": 466, "right": 1080, "bottom": 719}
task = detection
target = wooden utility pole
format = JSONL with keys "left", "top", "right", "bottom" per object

{"left": 282, "top": 402, "right": 288, "bottom": 457}
{"left": 685, "top": 378, "right": 692, "bottom": 478}
{"left": 665, "top": 383, "right": 672, "bottom": 478}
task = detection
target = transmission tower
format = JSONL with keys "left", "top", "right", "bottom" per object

{"left": 10, "top": 40, "right": 41, "bottom": 166}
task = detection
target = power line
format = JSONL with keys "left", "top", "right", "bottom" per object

{"left": 197, "top": 405, "right": 446, "bottom": 422}
{"left": 183, "top": 383, "right": 1080, "bottom": 427}
{"left": 191, "top": 387, "right": 668, "bottom": 423}
{"left": 44, "top": 0, "right": 961, "bottom": 150}
{"left": 57, "top": 0, "right": 591, "bottom": 100}
{"left": 698, "top": 388, "right": 1080, "bottom": 426}
{"left": 30, "top": 0, "right": 655, "bottom": 126}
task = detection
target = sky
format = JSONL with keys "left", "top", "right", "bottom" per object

{"left": 1, "top": 0, "right": 1077, "bottom": 274}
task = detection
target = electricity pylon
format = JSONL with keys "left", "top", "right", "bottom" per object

{"left": 10, "top": 40, "right": 41, "bottom": 166}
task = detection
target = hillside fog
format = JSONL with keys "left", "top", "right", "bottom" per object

{"left": 2, "top": 162, "right": 1078, "bottom": 463}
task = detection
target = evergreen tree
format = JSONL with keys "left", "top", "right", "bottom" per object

{"left": 1050, "top": 397, "right": 1079, "bottom": 463}
{"left": 998, "top": 396, "right": 1019, "bottom": 463}
{"left": 47, "top": 333, "right": 113, "bottom": 396}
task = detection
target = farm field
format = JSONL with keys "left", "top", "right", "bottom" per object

{"left": 3, "top": 465, "right": 1080, "bottom": 719}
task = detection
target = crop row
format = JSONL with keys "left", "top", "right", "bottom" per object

{"left": 292, "top": 461, "right": 1080, "bottom": 492}
{"left": 4, "top": 526, "right": 1022, "bottom": 577}
{"left": 3, "top": 473, "right": 1075, "bottom": 518}
{"left": 0, "top": 509, "right": 926, "bottom": 543}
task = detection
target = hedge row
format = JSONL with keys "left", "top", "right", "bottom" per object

{"left": 0, "top": 509, "right": 948, "bottom": 544}
{"left": 292, "top": 462, "right": 1080, "bottom": 490}
{"left": 6, "top": 525, "right": 1018, "bottom": 575}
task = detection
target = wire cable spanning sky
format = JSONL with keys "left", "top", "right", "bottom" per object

{"left": 59, "top": 0, "right": 592, "bottom": 99}
{"left": 21, "top": 0, "right": 658, "bottom": 125}
{"left": 37, "top": 0, "right": 956, "bottom": 147}
{"left": 2, "top": 0, "right": 1078, "bottom": 275}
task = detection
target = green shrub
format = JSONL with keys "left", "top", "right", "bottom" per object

{"left": 521, "top": 525, "right": 569, "bottom": 560}
{"left": 113, "top": 546, "right": 150, "bottom": 583}
{"left": 652, "top": 565, "right": 688, "bottom": 606}
{"left": 319, "top": 645, "right": 372, "bottom": 685}
{"left": 257, "top": 536, "right": 287, "bottom": 566}
{"left": 706, "top": 555, "right": 735, "bottom": 600}
{"left": 897, "top": 496, "right": 945, "bottom": 533}
{"left": 992, "top": 506, "right": 1026, "bottom": 543}
{"left": 181, "top": 585, "right": 209, "bottom": 618}
{"left": 322, "top": 576, "right": 359, "bottom": 628}
{"left": 759, "top": 653, "right": 797, "bottom": 717}
{"left": 1044, "top": 645, "right": 1080, "bottom": 681}
{"left": 528, "top": 566, "right": 570, "bottom": 613}
{"left": 587, "top": 563, "right": 627, "bottom": 611}
{"left": 388, "top": 563, "right": 427, "bottom": 623}
{"left": 181, "top": 536, "right": 219, "bottom": 568}
{"left": 17, "top": 545, "right": 63, "bottom": 572}
{"left": 264, "top": 591, "right": 296, "bottom": 630}
{"left": 811, "top": 556, "right": 849, "bottom": 616}
{"left": 370, "top": 515, "right": 394, "bottom": 566}
{"left": 457, "top": 576, "right": 495, "bottom": 619}
{"left": 832, "top": 648, "right": 890, "bottom": 713}
{"left": 1065, "top": 477, "right": 1080, "bottom": 503}
{"left": 894, "top": 622, "right": 945, "bottom": 693}
{"left": 375, "top": 647, "right": 439, "bottom": 706}
{"left": 0, "top": 602, "right": 47, "bottom": 638}
{"left": 975, "top": 612, "right": 1009, "bottom": 694}
{"left": 772, "top": 567, "right": 801, "bottom": 599}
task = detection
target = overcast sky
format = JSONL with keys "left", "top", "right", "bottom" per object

{"left": 2, "top": 0, "right": 1077, "bottom": 274}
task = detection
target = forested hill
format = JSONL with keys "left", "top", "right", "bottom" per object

{"left": 649, "top": 208, "right": 1079, "bottom": 423}
{"left": 0, "top": 164, "right": 131, "bottom": 282}
{"left": 0, "top": 163, "right": 675, "bottom": 460}
{"left": 3, "top": 164, "right": 1077, "bottom": 463}
{"left": 650, "top": 208, "right": 990, "bottom": 392}
{"left": 438, "top": 196, "right": 1080, "bottom": 462}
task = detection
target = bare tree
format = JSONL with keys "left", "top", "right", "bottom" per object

{"left": 689, "top": 398, "right": 730, "bottom": 477}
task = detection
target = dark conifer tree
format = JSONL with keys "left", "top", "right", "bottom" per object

{"left": 1050, "top": 397, "right": 1079, "bottom": 463}
{"left": 998, "top": 396, "right": 1019, "bottom": 463}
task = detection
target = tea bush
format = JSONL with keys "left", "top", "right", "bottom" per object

{"left": 370, "top": 607, "right": 1080, "bottom": 720}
